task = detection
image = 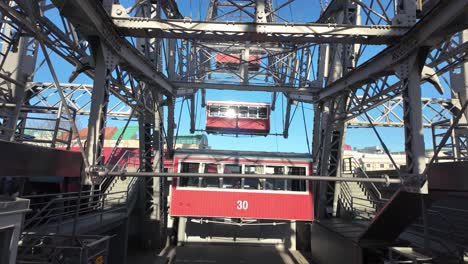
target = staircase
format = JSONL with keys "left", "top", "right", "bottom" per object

{"left": 102, "top": 150, "right": 140, "bottom": 207}
{"left": 20, "top": 150, "right": 141, "bottom": 236}
{"left": 339, "top": 158, "right": 382, "bottom": 220}
{"left": 18, "top": 174, "right": 142, "bottom": 263}
{"left": 340, "top": 173, "right": 376, "bottom": 220}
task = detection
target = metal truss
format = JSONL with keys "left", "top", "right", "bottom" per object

{"left": 29, "top": 82, "right": 134, "bottom": 119}
{"left": 318, "top": 0, "right": 399, "bottom": 25}
{"left": 338, "top": 37, "right": 468, "bottom": 123}
{"left": 313, "top": 1, "right": 468, "bottom": 220}
{"left": 318, "top": 0, "right": 468, "bottom": 101}
{"left": 0, "top": 1, "right": 159, "bottom": 117}
{"left": 158, "top": 0, "right": 320, "bottom": 103}
{"left": 347, "top": 97, "right": 456, "bottom": 128}
{"left": 29, "top": 82, "right": 458, "bottom": 129}
{"left": 52, "top": 0, "right": 173, "bottom": 95}
{"left": 112, "top": 16, "right": 407, "bottom": 44}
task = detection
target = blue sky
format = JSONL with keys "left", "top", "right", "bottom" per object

{"left": 31, "top": 0, "right": 453, "bottom": 154}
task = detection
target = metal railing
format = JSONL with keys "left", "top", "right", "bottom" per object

{"left": 101, "top": 150, "right": 140, "bottom": 193}
{"left": 22, "top": 178, "right": 140, "bottom": 234}
{"left": 20, "top": 147, "right": 141, "bottom": 235}
{"left": 14, "top": 104, "right": 76, "bottom": 149}
{"left": 108, "top": 149, "right": 140, "bottom": 173}
{"left": 22, "top": 190, "right": 125, "bottom": 233}
{"left": 343, "top": 157, "right": 385, "bottom": 200}
{"left": 339, "top": 179, "right": 354, "bottom": 214}
{"left": 17, "top": 234, "right": 111, "bottom": 264}
{"left": 431, "top": 119, "right": 468, "bottom": 163}
{"left": 339, "top": 157, "right": 391, "bottom": 219}
{"left": 18, "top": 175, "right": 141, "bottom": 263}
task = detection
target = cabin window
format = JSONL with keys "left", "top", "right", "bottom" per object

{"left": 202, "top": 163, "right": 219, "bottom": 188}
{"left": 226, "top": 106, "right": 237, "bottom": 118}
{"left": 209, "top": 105, "right": 220, "bottom": 117}
{"left": 380, "top": 164, "right": 385, "bottom": 168}
{"left": 179, "top": 162, "right": 199, "bottom": 187}
{"left": 263, "top": 166, "right": 285, "bottom": 190}
{"left": 239, "top": 106, "right": 248, "bottom": 118}
{"left": 389, "top": 164, "right": 394, "bottom": 168}
{"left": 223, "top": 164, "right": 242, "bottom": 189}
{"left": 219, "top": 106, "right": 228, "bottom": 117}
{"left": 248, "top": 107, "right": 258, "bottom": 118}
{"left": 243, "top": 165, "right": 262, "bottom": 189}
{"left": 288, "top": 166, "right": 306, "bottom": 191}
{"left": 178, "top": 161, "right": 308, "bottom": 192}
{"left": 258, "top": 107, "right": 268, "bottom": 119}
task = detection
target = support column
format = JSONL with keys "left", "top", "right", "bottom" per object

{"left": 85, "top": 40, "right": 115, "bottom": 185}
{"left": 136, "top": 1, "right": 167, "bottom": 249}
{"left": 399, "top": 48, "right": 429, "bottom": 191}
{"left": 331, "top": 118, "right": 347, "bottom": 217}
{"left": 240, "top": 47, "right": 250, "bottom": 85}
{"left": 316, "top": 8, "right": 349, "bottom": 218}
{"left": 166, "top": 96, "right": 175, "bottom": 158}
{"left": 459, "top": 30, "right": 468, "bottom": 122}
{"left": 317, "top": 99, "right": 342, "bottom": 219}
{"left": 189, "top": 95, "right": 196, "bottom": 134}
{"left": 0, "top": 23, "right": 37, "bottom": 141}
{"left": 283, "top": 99, "right": 292, "bottom": 138}
{"left": 139, "top": 91, "right": 165, "bottom": 249}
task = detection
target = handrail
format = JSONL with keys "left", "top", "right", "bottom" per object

{"left": 343, "top": 156, "right": 385, "bottom": 201}
{"left": 22, "top": 149, "right": 141, "bottom": 234}
{"left": 23, "top": 187, "right": 133, "bottom": 231}
{"left": 17, "top": 234, "right": 111, "bottom": 263}
{"left": 338, "top": 181, "right": 355, "bottom": 215}
{"left": 101, "top": 150, "right": 139, "bottom": 192}
{"left": 109, "top": 150, "right": 138, "bottom": 173}
{"left": 340, "top": 156, "right": 396, "bottom": 219}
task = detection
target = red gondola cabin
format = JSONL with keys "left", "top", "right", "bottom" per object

{"left": 170, "top": 148, "right": 314, "bottom": 221}
{"left": 206, "top": 101, "right": 270, "bottom": 136}
{"left": 216, "top": 53, "right": 261, "bottom": 71}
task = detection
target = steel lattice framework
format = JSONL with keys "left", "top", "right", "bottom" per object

{"left": 0, "top": 0, "right": 467, "bottom": 251}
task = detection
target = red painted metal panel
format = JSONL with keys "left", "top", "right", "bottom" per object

{"left": 205, "top": 101, "right": 271, "bottom": 135}
{"left": 216, "top": 54, "right": 260, "bottom": 65}
{"left": 170, "top": 189, "right": 314, "bottom": 221}
{"left": 206, "top": 117, "right": 269, "bottom": 134}
{"left": 170, "top": 152, "right": 314, "bottom": 220}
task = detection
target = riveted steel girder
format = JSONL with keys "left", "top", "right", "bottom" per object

{"left": 318, "top": 0, "right": 468, "bottom": 101}
{"left": 112, "top": 17, "right": 408, "bottom": 44}
{"left": 51, "top": 0, "right": 174, "bottom": 95}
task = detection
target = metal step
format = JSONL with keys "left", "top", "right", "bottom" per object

{"left": 388, "top": 247, "right": 433, "bottom": 263}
